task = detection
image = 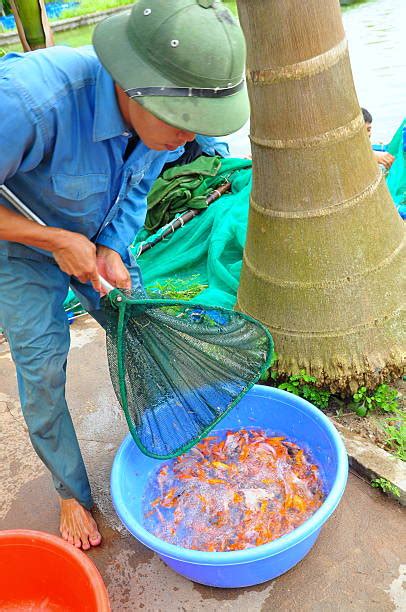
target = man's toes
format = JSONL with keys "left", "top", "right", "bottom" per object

{"left": 67, "top": 534, "right": 75, "bottom": 546}
{"left": 74, "top": 536, "right": 82, "bottom": 548}
{"left": 89, "top": 533, "right": 102, "bottom": 547}
{"left": 81, "top": 535, "right": 91, "bottom": 551}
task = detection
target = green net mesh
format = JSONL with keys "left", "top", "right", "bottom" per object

{"left": 131, "top": 158, "right": 252, "bottom": 309}
{"left": 103, "top": 289, "right": 273, "bottom": 459}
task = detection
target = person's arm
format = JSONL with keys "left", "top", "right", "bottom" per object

{"left": 96, "top": 154, "right": 167, "bottom": 287}
{"left": 373, "top": 150, "right": 395, "bottom": 170}
{"left": 195, "top": 135, "right": 230, "bottom": 158}
{"left": 0, "top": 82, "right": 102, "bottom": 291}
{"left": 0, "top": 206, "right": 101, "bottom": 290}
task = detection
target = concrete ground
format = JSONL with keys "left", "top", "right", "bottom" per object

{"left": 1, "top": 317, "right": 405, "bottom": 612}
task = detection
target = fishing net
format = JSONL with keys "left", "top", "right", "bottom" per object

{"left": 0, "top": 183, "right": 272, "bottom": 460}
{"left": 102, "top": 289, "right": 273, "bottom": 459}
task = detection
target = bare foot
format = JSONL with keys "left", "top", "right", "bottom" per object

{"left": 59, "top": 498, "right": 102, "bottom": 550}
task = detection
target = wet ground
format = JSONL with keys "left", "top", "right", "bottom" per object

{"left": 1, "top": 316, "right": 405, "bottom": 611}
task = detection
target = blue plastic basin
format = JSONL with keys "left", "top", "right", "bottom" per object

{"left": 111, "top": 385, "right": 348, "bottom": 588}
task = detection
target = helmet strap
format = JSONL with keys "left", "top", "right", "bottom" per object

{"left": 125, "top": 79, "right": 244, "bottom": 99}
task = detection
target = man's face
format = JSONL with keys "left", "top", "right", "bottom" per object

{"left": 365, "top": 122, "right": 372, "bottom": 139}
{"left": 128, "top": 97, "right": 195, "bottom": 151}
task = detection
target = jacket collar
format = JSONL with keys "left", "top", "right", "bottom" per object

{"left": 93, "top": 65, "right": 127, "bottom": 142}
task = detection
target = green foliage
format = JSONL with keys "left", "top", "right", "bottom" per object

{"left": 147, "top": 276, "right": 207, "bottom": 301}
{"left": 259, "top": 361, "right": 331, "bottom": 410}
{"left": 371, "top": 477, "right": 400, "bottom": 498}
{"left": 277, "top": 370, "right": 331, "bottom": 410}
{"left": 268, "top": 351, "right": 279, "bottom": 381}
{"left": 146, "top": 276, "right": 208, "bottom": 318}
{"left": 351, "top": 384, "right": 399, "bottom": 417}
{"left": 351, "top": 384, "right": 405, "bottom": 461}
{"left": 223, "top": 0, "right": 238, "bottom": 15}
{"left": 381, "top": 409, "right": 406, "bottom": 461}
{"left": 1, "top": 1, "right": 11, "bottom": 15}
{"left": 58, "top": 0, "right": 133, "bottom": 20}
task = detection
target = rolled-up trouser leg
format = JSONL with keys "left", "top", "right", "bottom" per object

{"left": 0, "top": 253, "right": 93, "bottom": 509}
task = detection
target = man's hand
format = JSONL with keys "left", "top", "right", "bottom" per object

{"left": 52, "top": 232, "right": 101, "bottom": 292}
{"left": 96, "top": 245, "right": 131, "bottom": 296}
{"left": 374, "top": 150, "right": 395, "bottom": 170}
{"left": 0, "top": 207, "right": 128, "bottom": 295}
{"left": 0, "top": 207, "right": 102, "bottom": 294}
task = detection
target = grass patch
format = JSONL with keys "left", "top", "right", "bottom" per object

{"left": 260, "top": 358, "right": 405, "bottom": 464}
{"left": 260, "top": 358, "right": 332, "bottom": 411}
{"left": 0, "top": 1, "right": 132, "bottom": 53}
{"left": 0, "top": 23, "right": 96, "bottom": 53}
{"left": 371, "top": 477, "right": 400, "bottom": 498}
{"left": 59, "top": 0, "right": 132, "bottom": 20}
{"left": 223, "top": 1, "right": 238, "bottom": 15}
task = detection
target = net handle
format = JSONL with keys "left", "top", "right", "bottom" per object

{"left": 0, "top": 184, "right": 115, "bottom": 294}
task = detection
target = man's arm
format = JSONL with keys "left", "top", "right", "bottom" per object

{"left": 0, "top": 80, "right": 102, "bottom": 291}
{"left": 0, "top": 206, "right": 101, "bottom": 290}
{"left": 96, "top": 154, "right": 168, "bottom": 274}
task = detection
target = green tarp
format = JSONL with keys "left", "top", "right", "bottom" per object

{"left": 386, "top": 119, "right": 406, "bottom": 219}
{"left": 132, "top": 158, "right": 252, "bottom": 308}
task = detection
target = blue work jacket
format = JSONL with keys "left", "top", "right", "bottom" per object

{"left": 0, "top": 45, "right": 228, "bottom": 263}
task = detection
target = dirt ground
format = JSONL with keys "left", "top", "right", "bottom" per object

{"left": 326, "top": 379, "right": 405, "bottom": 456}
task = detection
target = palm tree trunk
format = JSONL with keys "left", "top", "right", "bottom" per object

{"left": 236, "top": 0, "right": 405, "bottom": 393}
{"left": 10, "top": 0, "right": 53, "bottom": 51}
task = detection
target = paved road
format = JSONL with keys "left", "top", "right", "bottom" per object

{"left": 1, "top": 317, "right": 405, "bottom": 611}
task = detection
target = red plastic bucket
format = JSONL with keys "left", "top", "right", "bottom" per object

{"left": 0, "top": 530, "right": 110, "bottom": 611}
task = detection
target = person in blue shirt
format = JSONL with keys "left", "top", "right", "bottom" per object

{"left": 0, "top": 0, "right": 248, "bottom": 550}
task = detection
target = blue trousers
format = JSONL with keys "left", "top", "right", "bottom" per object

{"left": 0, "top": 249, "right": 142, "bottom": 509}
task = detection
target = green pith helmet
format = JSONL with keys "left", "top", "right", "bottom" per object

{"left": 93, "top": 0, "right": 249, "bottom": 136}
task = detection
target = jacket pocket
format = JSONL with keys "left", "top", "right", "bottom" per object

{"left": 50, "top": 173, "right": 109, "bottom": 237}
{"left": 52, "top": 173, "right": 109, "bottom": 200}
